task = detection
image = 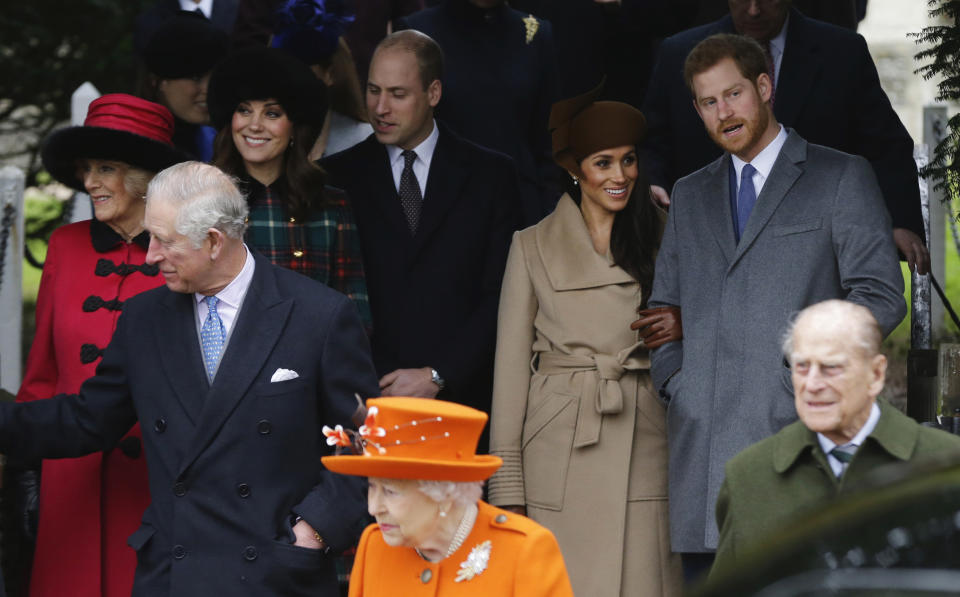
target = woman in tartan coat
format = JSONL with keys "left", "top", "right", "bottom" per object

{"left": 209, "top": 45, "right": 371, "bottom": 327}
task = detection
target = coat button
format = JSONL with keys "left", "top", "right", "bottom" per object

{"left": 237, "top": 483, "right": 251, "bottom": 498}
{"left": 173, "top": 482, "right": 187, "bottom": 497}
{"left": 495, "top": 514, "right": 508, "bottom": 523}
{"left": 257, "top": 420, "right": 272, "bottom": 435}
{"left": 154, "top": 418, "right": 166, "bottom": 433}
{"left": 172, "top": 545, "right": 186, "bottom": 559}
{"left": 420, "top": 568, "right": 432, "bottom": 584}
{"left": 243, "top": 546, "right": 258, "bottom": 561}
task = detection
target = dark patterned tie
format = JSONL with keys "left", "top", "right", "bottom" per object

{"left": 399, "top": 149, "right": 422, "bottom": 234}
{"left": 830, "top": 446, "right": 855, "bottom": 478}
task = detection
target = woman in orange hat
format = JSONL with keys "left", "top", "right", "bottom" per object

{"left": 15, "top": 93, "right": 186, "bottom": 597}
{"left": 322, "top": 398, "right": 574, "bottom": 596}
{"left": 487, "top": 85, "right": 684, "bottom": 596}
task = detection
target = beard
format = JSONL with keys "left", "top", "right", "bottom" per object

{"left": 708, "top": 104, "right": 771, "bottom": 160}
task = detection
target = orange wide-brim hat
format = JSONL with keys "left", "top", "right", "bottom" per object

{"left": 321, "top": 397, "right": 502, "bottom": 482}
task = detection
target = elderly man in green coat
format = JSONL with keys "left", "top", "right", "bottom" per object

{"left": 711, "top": 299, "right": 960, "bottom": 577}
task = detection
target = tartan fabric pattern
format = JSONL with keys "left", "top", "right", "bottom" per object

{"left": 243, "top": 177, "right": 372, "bottom": 328}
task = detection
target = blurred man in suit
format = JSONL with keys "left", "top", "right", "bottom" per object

{"left": 648, "top": 33, "right": 905, "bottom": 580}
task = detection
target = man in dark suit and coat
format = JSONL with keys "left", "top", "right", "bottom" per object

{"left": 321, "top": 30, "right": 522, "bottom": 435}
{"left": 0, "top": 161, "right": 379, "bottom": 597}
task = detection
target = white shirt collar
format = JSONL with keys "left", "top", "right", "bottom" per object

{"left": 195, "top": 243, "right": 255, "bottom": 311}
{"left": 817, "top": 402, "right": 882, "bottom": 471}
{"left": 386, "top": 119, "right": 439, "bottom": 191}
{"left": 180, "top": 0, "right": 213, "bottom": 19}
{"left": 731, "top": 124, "right": 787, "bottom": 195}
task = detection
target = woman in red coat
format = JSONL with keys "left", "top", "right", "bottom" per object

{"left": 322, "top": 398, "right": 574, "bottom": 596}
{"left": 16, "top": 94, "right": 186, "bottom": 597}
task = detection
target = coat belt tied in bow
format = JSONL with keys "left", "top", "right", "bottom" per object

{"left": 535, "top": 341, "right": 648, "bottom": 448}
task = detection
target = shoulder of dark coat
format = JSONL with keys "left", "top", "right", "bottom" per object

{"left": 318, "top": 134, "right": 380, "bottom": 180}
{"left": 438, "top": 124, "right": 514, "bottom": 166}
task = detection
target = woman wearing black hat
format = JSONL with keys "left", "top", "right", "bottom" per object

{"left": 487, "top": 86, "right": 684, "bottom": 596}
{"left": 138, "top": 10, "right": 230, "bottom": 161}
{"left": 268, "top": 0, "right": 373, "bottom": 159}
{"left": 16, "top": 94, "right": 186, "bottom": 597}
{"left": 209, "top": 45, "right": 371, "bottom": 327}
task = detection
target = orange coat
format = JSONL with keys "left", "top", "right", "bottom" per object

{"left": 349, "top": 501, "right": 573, "bottom": 596}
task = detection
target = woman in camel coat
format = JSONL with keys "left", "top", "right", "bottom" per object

{"left": 488, "top": 85, "right": 683, "bottom": 596}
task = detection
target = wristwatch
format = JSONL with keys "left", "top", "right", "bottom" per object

{"left": 430, "top": 368, "right": 445, "bottom": 391}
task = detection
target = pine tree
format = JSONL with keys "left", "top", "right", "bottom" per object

{"left": 913, "top": 0, "right": 960, "bottom": 193}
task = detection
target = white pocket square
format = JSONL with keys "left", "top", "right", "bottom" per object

{"left": 270, "top": 368, "right": 300, "bottom": 382}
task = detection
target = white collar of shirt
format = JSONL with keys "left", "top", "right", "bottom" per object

{"left": 180, "top": 0, "right": 213, "bottom": 18}
{"left": 767, "top": 14, "right": 788, "bottom": 85}
{"left": 195, "top": 244, "right": 255, "bottom": 338}
{"left": 817, "top": 402, "right": 882, "bottom": 477}
{"left": 387, "top": 120, "right": 439, "bottom": 194}
{"left": 731, "top": 124, "right": 787, "bottom": 197}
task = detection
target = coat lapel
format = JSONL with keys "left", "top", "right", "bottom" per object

{"left": 772, "top": 10, "right": 821, "bottom": 127}
{"left": 701, "top": 155, "right": 738, "bottom": 266}
{"left": 177, "top": 252, "right": 293, "bottom": 476}
{"left": 412, "top": 126, "right": 467, "bottom": 261}
{"left": 358, "top": 137, "right": 412, "bottom": 240}
{"left": 156, "top": 290, "right": 207, "bottom": 424}
{"left": 730, "top": 130, "right": 806, "bottom": 267}
{"left": 537, "top": 195, "right": 634, "bottom": 290}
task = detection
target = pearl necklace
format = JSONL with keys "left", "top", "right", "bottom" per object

{"left": 415, "top": 502, "right": 479, "bottom": 562}
{"left": 445, "top": 502, "right": 478, "bottom": 558}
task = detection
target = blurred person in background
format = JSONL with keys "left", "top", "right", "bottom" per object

{"left": 137, "top": 10, "right": 230, "bottom": 161}
{"left": 267, "top": 0, "right": 374, "bottom": 158}
{"left": 398, "top": 0, "right": 561, "bottom": 225}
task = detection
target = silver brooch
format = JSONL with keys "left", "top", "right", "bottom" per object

{"left": 454, "top": 540, "right": 492, "bottom": 583}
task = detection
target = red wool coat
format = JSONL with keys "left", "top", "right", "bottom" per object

{"left": 17, "top": 220, "right": 164, "bottom": 597}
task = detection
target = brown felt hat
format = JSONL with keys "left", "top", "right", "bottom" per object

{"left": 549, "top": 81, "right": 647, "bottom": 178}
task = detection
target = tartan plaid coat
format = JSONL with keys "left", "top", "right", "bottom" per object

{"left": 242, "top": 175, "right": 372, "bottom": 329}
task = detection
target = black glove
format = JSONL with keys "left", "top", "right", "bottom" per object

{"left": 12, "top": 465, "right": 40, "bottom": 544}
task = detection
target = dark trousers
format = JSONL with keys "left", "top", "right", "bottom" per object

{"left": 681, "top": 552, "right": 716, "bottom": 585}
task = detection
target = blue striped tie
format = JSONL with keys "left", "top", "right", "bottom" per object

{"left": 201, "top": 296, "right": 226, "bottom": 381}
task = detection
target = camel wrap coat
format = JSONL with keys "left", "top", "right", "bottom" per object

{"left": 488, "top": 195, "right": 681, "bottom": 596}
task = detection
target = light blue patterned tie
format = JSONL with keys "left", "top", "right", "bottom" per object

{"left": 201, "top": 296, "right": 226, "bottom": 382}
{"left": 737, "top": 163, "right": 758, "bottom": 241}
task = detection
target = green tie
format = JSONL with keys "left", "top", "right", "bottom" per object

{"left": 830, "top": 447, "right": 854, "bottom": 463}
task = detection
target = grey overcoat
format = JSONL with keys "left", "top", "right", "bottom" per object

{"left": 649, "top": 130, "right": 906, "bottom": 552}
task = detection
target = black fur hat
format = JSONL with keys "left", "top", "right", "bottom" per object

{"left": 207, "top": 45, "right": 328, "bottom": 131}
{"left": 141, "top": 11, "right": 230, "bottom": 79}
